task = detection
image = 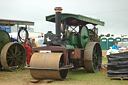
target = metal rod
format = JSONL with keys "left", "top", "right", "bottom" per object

{"left": 17, "top": 24, "right": 19, "bottom": 40}
{"left": 28, "top": 65, "right": 73, "bottom": 70}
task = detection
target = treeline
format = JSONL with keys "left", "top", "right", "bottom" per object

{"left": 98, "top": 33, "right": 114, "bottom": 41}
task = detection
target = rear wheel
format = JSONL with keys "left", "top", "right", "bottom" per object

{"left": 84, "top": 42, "right": 102, "bottom": 72}
{"left": 1, "top": 42, "right": 26, "bottom": 71}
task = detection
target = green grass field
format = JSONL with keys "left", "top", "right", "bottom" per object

{"left": 0, "top": 51, "right": 128, "bottom": 85}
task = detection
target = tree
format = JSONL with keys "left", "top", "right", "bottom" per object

{"left": 98, "top": 34, "right": 104, "bottom": 39}
{"left": 105, "top": 34, "right": 110, "bottom": 37}
{"left": 111, "top": 34, "right": 114, "bottom": 37}
{"left": 98, "top": 34, "right": 104, "bottom": 42}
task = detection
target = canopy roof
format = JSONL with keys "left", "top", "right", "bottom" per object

{"left": 46, "top": 13, "right": 104, "bottom": 26}
{"left": 0, "top": 19, "right": 34, "bottom": 26}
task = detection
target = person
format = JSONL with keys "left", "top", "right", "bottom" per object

{"left": 112, "top": 41, "right": 119, "bottom": 50}
{"left": 32, "top": 38, "right": 39, "bottom": 47}
{"left": 23, "top": 42, "right": 32, "bottom": 67}
{"left": 106, "top": 41, "right": 119, "bottom": 61}
{"left": 26, "top": 38, "right": 33, "bottom": 48}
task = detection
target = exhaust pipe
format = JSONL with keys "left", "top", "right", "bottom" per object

{"left": 54, "top": 7, "right": 63, "bottom": 39}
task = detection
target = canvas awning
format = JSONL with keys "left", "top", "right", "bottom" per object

{"left": 0, "top": 19, "right": 34, "bottom": 26}
{"left": 46, "top": 13, "right": 104, "bottom": 26}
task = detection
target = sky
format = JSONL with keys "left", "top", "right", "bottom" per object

{"left": 0, "top": 0, "right": 128, "bottom": 37}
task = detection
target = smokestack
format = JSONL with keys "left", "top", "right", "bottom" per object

{"left": 54, "top": 7, "right": 63, "bottom": 39}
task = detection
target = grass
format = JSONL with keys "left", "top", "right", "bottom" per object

{"left": 0, "top": 50, "right": 127, "bottom": 85}
{"left": 102, "top": 50, "right": 108, "bottom": 64}
{"left": 66, "top": 69, "right": 128, "bottom": 85}
{"left": 102, "top": 50, "right": 107, "bottom": 57}
{"left": 0, "top": 68, "right": 127, "bottom": 85}
{"left": 102, "top": 56, "right": 108, "bottom": 64}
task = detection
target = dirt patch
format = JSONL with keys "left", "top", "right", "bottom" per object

{"left": 0, "top": 69, "right": 32, "bottom": 85}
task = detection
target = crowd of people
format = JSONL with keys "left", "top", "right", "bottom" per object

{"left": 23, "top": 38, "right": 39, "bottom": 67}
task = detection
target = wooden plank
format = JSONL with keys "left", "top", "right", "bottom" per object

{"left": 109, "top": 77, "right": 128, "bottom": 80}
{"left": 30, "top": 79, "right": 40, "bottom": 83}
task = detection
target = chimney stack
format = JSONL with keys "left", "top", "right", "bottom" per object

{"left": 54, "top": 7, "right": 63, "bottom": 39}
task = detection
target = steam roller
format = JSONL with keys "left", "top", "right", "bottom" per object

{"left": 0, "top": 30, "right": 26, "bottom": 71}
{"left": 29, "top": 7, "right": 105, "bottom": 80}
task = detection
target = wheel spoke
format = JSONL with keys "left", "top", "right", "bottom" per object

{"left": 95, "top": 60, "right": 98, "bottom": 64}
{"left": 9, "top": 61, "right": 14, "bottom": 67}
{"left": 93, "top": 64, "right": 97, "bottom": 69}
{"left": 17, "top": 46, "right": 20, "bottom": 52}
{"left": 15, "top": 55, "right": 24, "bottom": 65}
{"left": 93, "top": 46, "right": 96, "bottom": 53}
{"left": 9, "top": 48, "right": 14, "bottom": 54}
{"left": 16, "top": 56, "right": 23, "bottom": 62}
{"left": 93, "top": 60, "right": 98, "bottom": 69}
{"left": 17, "top": 51, "right": 22, "bottom": 56}
{"left": 17, "top": 53, "right": 24, "bottom": 58}
{"left": 15, "top": 59, "right": 20, "bottom": 66}
{"left": 7, "top": 53, "right": 12, "bottom": 56}
{"left": 14, "top": 56, "right": 22, "bottom": 65}
{"left": 96, "top": 52, "right": 98, "bottom": 56}
{"left": 7, "top": 56, "right": 13, "bottom": 59}
{"left": 15, "top": 45, "right": 18, "bottom": 54}
{"left": 7, "top": 53, "right": 13, "bottom": 58}
{"left": 7, "top": 58, "right": 12, "bottom": 62}
{"left": 17, "top": 47, "right": 21, "bottom": 54}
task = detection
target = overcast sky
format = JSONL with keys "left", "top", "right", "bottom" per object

{"left": 0, "top": 0, "right": 128, "bottom": 37}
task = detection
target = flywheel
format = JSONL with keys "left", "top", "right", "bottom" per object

{"left": 84, "top": 42, "right": 102, "bottom": 72}
{"left": 79, "top": 26, "right": 90, "bottom": 48}
{"left": 0, "top": 30, "right": 11, "bottom": 52}
{"left": 30, "top": 53, "right": 68, "bottom": 80}
{"left": 0, "top": 42, "right": 26, "bottom": 71}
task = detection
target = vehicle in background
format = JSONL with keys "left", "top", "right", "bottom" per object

{"left": 9, "top": 32, "right": 43, "bottom": 40}
{"left": 118, "top": 42, "right": 128, "bottom": 51}
{"left": 106, "top": 42, "right": 128, "bottom": 56}
{"left": 34, "top": 38, "right": 45, "bottom": 46}
{"left": 34, "top": 38, "right": 51, "bottom": 53}
{"left": 106, "top": 42, "right": 128, "bottom": 50}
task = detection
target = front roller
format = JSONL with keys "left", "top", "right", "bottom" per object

{"left": 84, "top": 42, "right": 102, "bottom": 73}
{"left": 29, "top": 53, "right": 68, "bottom": 80}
